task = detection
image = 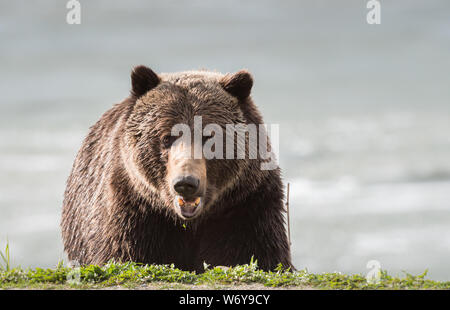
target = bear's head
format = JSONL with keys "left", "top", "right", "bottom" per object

{"left": 123, "top": 66, "right": 265, "bottom": 221}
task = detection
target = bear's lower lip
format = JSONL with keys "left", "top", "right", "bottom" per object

{"left": 175, "top": 196, "right": 202, "bottom": 219}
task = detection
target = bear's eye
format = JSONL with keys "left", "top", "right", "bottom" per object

{"left": 161, "top": 135, "right": 176, "bottom": 149}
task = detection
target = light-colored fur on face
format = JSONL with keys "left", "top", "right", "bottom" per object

{"left": 166, "top": 138, "right": 207, "bottom": 218}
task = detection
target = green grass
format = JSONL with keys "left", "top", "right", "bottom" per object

{"left": 1, "top": 241, "right": 449, "bottom": 290}
{"left": 1, "top": 259, "right": 450, "bottom": 290}
{"left": 0, "top": 240, "right": 11, "bottom": 272}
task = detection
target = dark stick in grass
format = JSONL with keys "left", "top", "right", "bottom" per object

{"left": 286, "top": 183, "right": 291, "bottom": 246}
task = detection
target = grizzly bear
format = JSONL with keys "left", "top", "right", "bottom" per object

{"left": 61, "top": 66, "right": 293, "bottom": 272}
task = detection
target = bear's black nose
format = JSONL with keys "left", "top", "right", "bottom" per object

{"left": 173, "top": 176, "right": 200, "bottom": 197}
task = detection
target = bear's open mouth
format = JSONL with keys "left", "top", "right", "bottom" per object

{"left": 175, "top": 196, "right": 202, "bottom": 219}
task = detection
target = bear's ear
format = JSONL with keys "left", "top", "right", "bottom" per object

{"left": 131, "top": 65, "right": 160, "bottom": 98}
{"left": 220, "top": 70, "right": 253, "bottom": 100}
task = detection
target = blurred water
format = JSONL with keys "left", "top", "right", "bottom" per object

{"left": 1, "top": 1, "right": 450, "bottom": 279}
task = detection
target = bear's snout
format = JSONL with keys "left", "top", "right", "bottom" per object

{"left": 171, "top": 175, "right": 204, "bottom": 219}
{"left": 167, "top": 141, "right": 207, "bottom": 220}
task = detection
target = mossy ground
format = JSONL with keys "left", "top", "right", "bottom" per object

{"left": 1, "top": 260, "right": 449, "bottom": 290}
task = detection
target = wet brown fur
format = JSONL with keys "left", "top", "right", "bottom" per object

{"left": 61, "top": 67, "right": 293, "bottom": 272}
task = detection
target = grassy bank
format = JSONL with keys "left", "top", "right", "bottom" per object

{"left": 1, "top": 260, "right": 449, "bottom": 290}
{"left": 1, "top": 241, "right": 449, "bottom": 290}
